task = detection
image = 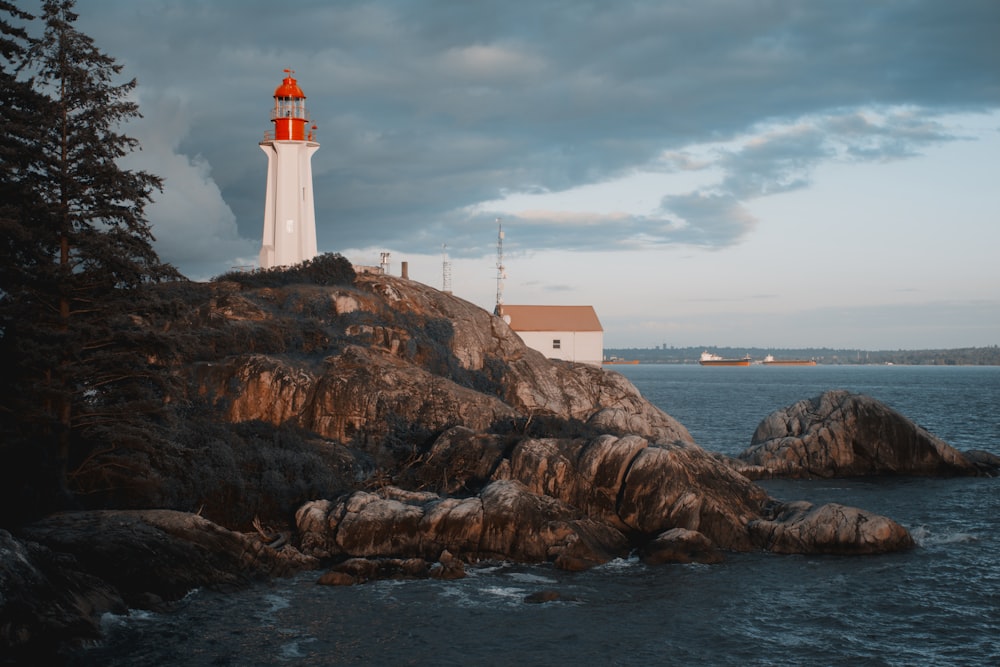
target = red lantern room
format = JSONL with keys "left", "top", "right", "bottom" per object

{"left": 271, "top": 69, "right": 309, "bottom": 141}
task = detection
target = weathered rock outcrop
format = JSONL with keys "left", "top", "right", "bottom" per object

{"left": 407, "top": 426, "right": 771, "bottom": 550}
{"left": 749, "top": 501, "right": 915, "bottom": 554}
{"left": 296, "top": 480, "right": 630, "bottom": 569}
{"left": 317, "top": 550, "right": 466, "bottom": 586}
{"left": 640, "top": 528, "right": 725, "bottom": 565}
{"left": 18, "top": 510, "right": 319, "bottom": 608}
{"left": 962, "top": 449, "right": 1000, "bottom": 475}
{"left": 0, "top": 530, "right": 125, "bottom": 659}
{"left": 498, "top": 435, "right": 768, "bottom": 551}
{"left": 2, "top": 511, "right": 318, "bottom": 658}
{"left": 737, "top": 390, "right": 983, "bottom": 478}
{"left": 296, "top": 430, "right": 913, "bottom": 577}
{"left": 193, "top": 274, "right": 693, "bottom": 453}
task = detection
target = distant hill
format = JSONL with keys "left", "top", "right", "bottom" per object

{"left": 602, "top": 346, "right": 1000, "bottom": 366}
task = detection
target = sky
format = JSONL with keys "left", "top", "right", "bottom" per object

{"left": 63, "top": 0, "right": 1000, "bottom": 349}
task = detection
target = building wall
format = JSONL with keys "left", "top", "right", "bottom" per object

{"left": 516, "top": 330, "right": 604, "bottom": 367}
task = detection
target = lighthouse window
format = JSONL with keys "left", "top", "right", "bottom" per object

{"left": 276, "top": 97, "right": 299, "bottom": 118}
{"left": 552, "top": 339, "right": 561, "bottom": 349}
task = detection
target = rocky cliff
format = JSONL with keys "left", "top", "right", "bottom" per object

{"left": 2, "top": 269, "right": 936, "bottom": 657}
{"left": 192, "top": 273, "right": 693, "bottom": 450}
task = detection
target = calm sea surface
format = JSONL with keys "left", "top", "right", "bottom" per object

{"left": 77, "top": 365, "right": 1000, "bottom": 666}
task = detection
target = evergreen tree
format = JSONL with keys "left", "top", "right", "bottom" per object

{"left": 0, "top": 0, "right": 180, "bottom": 523}
{"left": 0, "top": 1, "right": 45, "bottom": 282}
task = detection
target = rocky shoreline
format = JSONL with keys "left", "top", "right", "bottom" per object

{"left": 2, "top": 274, "right": 996, "bottom": 661}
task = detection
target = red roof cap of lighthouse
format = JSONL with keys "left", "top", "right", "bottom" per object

{"left": 274, "top": 69, "right": 305, "bottom": 99}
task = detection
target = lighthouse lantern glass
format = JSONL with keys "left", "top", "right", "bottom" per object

{"left": 275, "top": 96, "right": 305, "bottom": 119}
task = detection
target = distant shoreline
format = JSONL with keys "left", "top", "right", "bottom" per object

{"left": 602, "top": 346, "right": 1000, "bottom": 366}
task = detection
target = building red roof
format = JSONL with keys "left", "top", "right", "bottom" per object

{"left": 500, "top": 305, "right": 603, "bottom": 332}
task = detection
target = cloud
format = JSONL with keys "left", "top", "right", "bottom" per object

{"left": 435, "top": 44, "right": 548, "bottom": 82}
{"left": 823, "top": 109, "right": 959, "bottom": 161}
{"left": 121, "top": 93, "right": 257, "bottom": 279}
{"left": 465, "top": 105, "right": 968, "bottom": 253}
{"left": 717, "top": 124, "right": 831, "bottom": 198}
{"left": 657, "top": 193, "right": 757, "bottom": 247}
{"left": 76, "top": 0, "right": 1000, "bottom": 275}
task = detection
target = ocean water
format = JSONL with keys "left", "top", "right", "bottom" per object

{"left": 76, "top": 365, "right": 1000, "bottom": 666}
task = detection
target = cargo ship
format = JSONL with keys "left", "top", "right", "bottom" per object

{"left": 699, "top": 352, "right": 752, "bottom": 367}
{"left": 761, "top": 355, "right": 816, "bottom": 366}
{"left": 603, "top": 357, "right": 639, "bottom": 365}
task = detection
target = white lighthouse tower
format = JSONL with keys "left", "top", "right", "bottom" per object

{"left": 259, "top": 69, "right": 320, "bottom": 269}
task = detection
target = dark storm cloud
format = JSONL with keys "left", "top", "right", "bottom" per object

{"left": 73, "top": 0, "right": 1000, "bottom": 273}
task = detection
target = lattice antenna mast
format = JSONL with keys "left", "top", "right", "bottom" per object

{"left": 380, "top": 251, "right": 390, "bottom": 275}
{"left": 494, "top": 218, "right": 506, "bottom": 315}
{"left": 441, "top": 243, "right": 452, "bottom": 293}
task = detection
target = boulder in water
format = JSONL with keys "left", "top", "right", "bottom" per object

{"left": 738, "top": 390, "right": 981, "bottom": 478}
{"left": 962, "top": 449, "right": 1000, "bottom": 476}
{"left": 748, "top": 500, "right": 915, "bottom": 555}
{"left": 640, "top": 528, "right": 725, "bottom": 565}
{"left": 524, "top": 590, "right": 564, "bottom": 604}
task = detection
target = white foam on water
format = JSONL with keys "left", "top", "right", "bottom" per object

{"left": 433, "top": 579, "right": 530, "bottom": 610}
{"left": 277, "top": 636, "right": 316, "bottom": 661}
{"left": 264, "top": 593, "right": 291, "bottom": 613}
{"left": 505, "top": 571, "right": 557, "bottom": 584}
{"left": 910, "top": 524, "right": 979, "bottom": 547}
{"left": 465, "top": 560, "right": 514, "bottom": 576}
{"left": 254, "top": 592, "right": 294, "bottom": 627}
{"left": 480, "top": 584, "right": 528, "bottom": 601}
{"left": 99, "top": 608, "right": 154, "bottom": 633}
{"left": 593, "top": 555, "right": 641, "bottom": 571}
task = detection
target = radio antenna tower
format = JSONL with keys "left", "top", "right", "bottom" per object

{"left": 441, "top": 243, "right": 452, "bottom": 293}
{"left": 494, "top": 218, "right": 506, "bottom": 316}
{"left": 379, "top": 251, "right": 390, "bottom": 275}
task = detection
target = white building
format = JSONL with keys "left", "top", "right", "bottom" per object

{"left": 499, "top": 305, "right": 604, "bottom": 367}
{"left": 259, "top": 69, "right": 320, "bottom": 269}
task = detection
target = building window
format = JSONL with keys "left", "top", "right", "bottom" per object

{"left": 552, "top": 339, "right": 561, "bottom": 349}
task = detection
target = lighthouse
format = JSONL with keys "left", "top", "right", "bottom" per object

{"left": 259, "top": 69, "right": 320, "bottom": 269}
